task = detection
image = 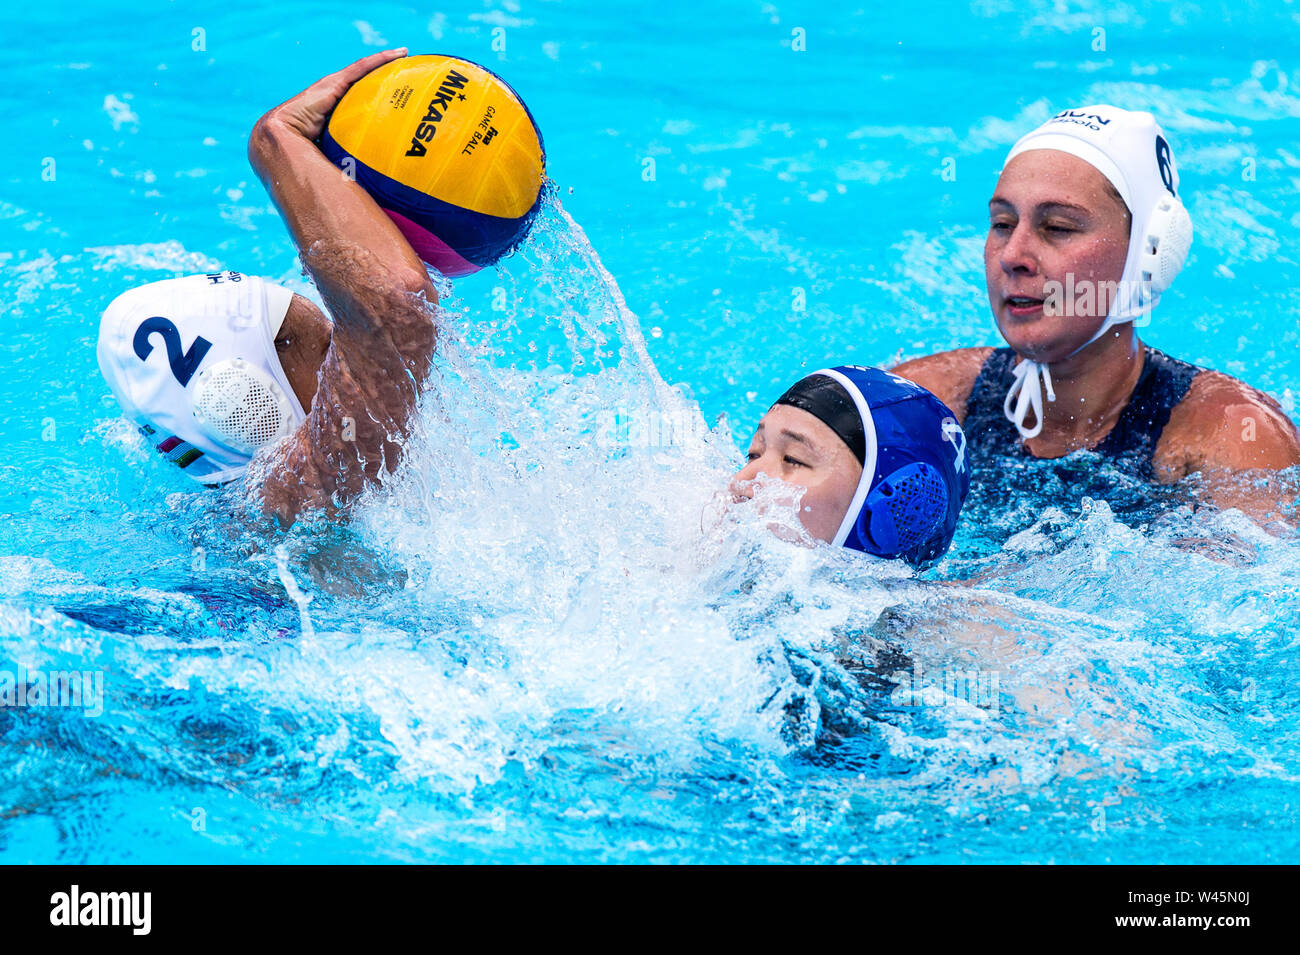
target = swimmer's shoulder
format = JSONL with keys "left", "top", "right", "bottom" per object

{"left": 1155, "top": 368, "right": 1300, "bottom": 480}
{"left": 891, "top": 347, "right": 994, "bottom": 426}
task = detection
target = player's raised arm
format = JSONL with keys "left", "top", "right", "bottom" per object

{"left": 247, "top": 49, "right": 438, "bottom": 525}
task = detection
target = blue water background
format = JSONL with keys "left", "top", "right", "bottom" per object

{"left": 1, "top": 0, "right": 1299, "bottom": 863}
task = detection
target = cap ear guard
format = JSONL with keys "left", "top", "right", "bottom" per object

{"left": 192, "top": 358, "right": 299, "bottom": 455}
{"left": 1138, "top": 195, "right": 1193, "bottom": 298}
{"left": 855, "top": 462, "right": 948, "bottom": 562}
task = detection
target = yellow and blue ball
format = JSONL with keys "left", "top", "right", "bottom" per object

{"left": 320, "top": 54, "right": 546, "bottom": 276}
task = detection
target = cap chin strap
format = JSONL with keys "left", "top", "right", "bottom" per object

{"left": 1001, "top": 307, "right": 1151, "bottom": 442}
{"left": 1003, "top": 359, "right": 1056, "bottom": 440}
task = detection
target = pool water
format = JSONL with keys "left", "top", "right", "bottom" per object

{"left": 2, "top": 0, "right": 1299, "bottom": 863}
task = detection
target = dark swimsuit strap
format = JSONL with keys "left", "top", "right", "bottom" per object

{"left": 1094, "top": 347, "right": 1200, "bottom": 468}
{"left": 963, "top": 347, "right": 1022, "bottom": 460}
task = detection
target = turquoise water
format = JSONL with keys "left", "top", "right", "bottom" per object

{"left": 2, "top": 0, "right": 1299, "bottom": 862}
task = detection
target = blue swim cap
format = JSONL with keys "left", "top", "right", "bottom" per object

{"left": 784, "top": 367, "right": 970, "bottom": 567}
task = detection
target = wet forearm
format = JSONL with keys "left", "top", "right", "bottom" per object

{"left": 248, "top": 117, "right": 434, "bottom": 313}
{"left": 249, "top": 111, "right": 437, "bottom": 522}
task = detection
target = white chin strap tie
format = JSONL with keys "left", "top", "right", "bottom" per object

{"left": 1003, "top": 359, "right": 1056, "bottom": 440}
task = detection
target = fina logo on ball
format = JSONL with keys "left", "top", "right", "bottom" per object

{"left": 405, "top": 69, "right": 472, "bottom": 158}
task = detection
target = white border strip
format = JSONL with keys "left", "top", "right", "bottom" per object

{"left": 811, "top": 368, "right": 877, "bottom": 548}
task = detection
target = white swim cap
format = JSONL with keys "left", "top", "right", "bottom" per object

{"left": 1001, "top": 105, "right": 1194, "bottom": 439}
{"left": 97, "top": 272, "right": 307, "bottom": 484}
